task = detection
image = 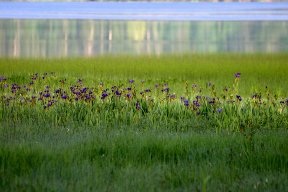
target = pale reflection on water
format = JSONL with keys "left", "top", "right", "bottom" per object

{"left": 0, "top": 20, "right": 288, "bottom": 58}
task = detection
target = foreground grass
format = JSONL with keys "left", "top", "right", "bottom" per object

{"left": 1, "top": 54, "right": 288, "bottom": 191}
{"left": 1, "top": 127, "right": 288, "bottom": 192}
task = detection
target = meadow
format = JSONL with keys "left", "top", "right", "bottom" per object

{"left": 1, "top": 54, "right": 288, "bottom": 191}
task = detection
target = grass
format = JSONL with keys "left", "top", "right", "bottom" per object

{"left": 1, "top": 53, "right": 288, "bottom": 95}
{"left": 0, "top": 53, "right": 288, "bottom": 191}
{"left": 1, "top": 128, "right": 288, "bottom": 191}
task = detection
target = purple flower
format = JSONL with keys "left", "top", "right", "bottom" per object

{"left": 47, "top": 102, "right": 53, "bottom": 107}
{"left": 129, "top": 79, "right": 135, "bottom": 84}
{"left": 126, "top": 93, "right": 132, "bottom": 99}
{"left": 234, "top": 72, "right": 241, "bottom": 78}
{"left": 236, "top": 95, "right": 242, "bottom": 101}
{"left": 208, "top": 98, "right": 216, "bottom": 105}
{"left": 161, "top": 87, "right": 169, "bottom": 93}
{"left": 217, "top": 108, "right": 223, "bottom": 113}
{"left": 126, "top": 87, "right": 132, "bottom": 91}
{"left": 184, "top": 100, "right": 189, "bottom": 107}
{"left": 61, "top": 95, "right": 68, "bottom": 99}
{"left": 193, "top": 100, "right": 200, "bottom": 107}
{"left": 208, "top": 100, "right": 215, "bottom": 105}
{"left": 55, "top": 89, "right": 60, "bottom": 94}
{"left": 196, "top": 95, "right": 201, "bottom": 100}
{"left": 101, "top": 93, "right": 108, "bottom": 100}
{"left": 81, "top": 88, "right": 87, "bottom": 93}
{"left": 43, "top": 93, "right": 50, "bottom": 98}
{"left": 4, "top": 84, "right": 8, "bottom": 88}
{"left": 145, "top": 89, "right": 151, "bottom": 93}
{"left": 115, "top": 90, "right": 121, "bottom": 96}
{"left": 180, "top": 96, "right": 185, "bottom": 102}
{"left": 136, "top": 102, "right": 141, "bottom": 110}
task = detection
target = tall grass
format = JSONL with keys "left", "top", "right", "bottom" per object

{"left": 1, "top": 53, "right": 288, "bottom": 95}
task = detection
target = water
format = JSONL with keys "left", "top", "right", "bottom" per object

{"left": 1, "top": 2, "right": 288, "bottom": 20}
{"left": 0, "top": 2, "right": 288, "bottom": 57}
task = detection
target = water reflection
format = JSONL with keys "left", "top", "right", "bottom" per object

{"left": 0, "top": 20, "right": 287, "bottom": 58}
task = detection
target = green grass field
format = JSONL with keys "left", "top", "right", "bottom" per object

{"left": 1, "top": 54, "right": 288, "bottom": 191}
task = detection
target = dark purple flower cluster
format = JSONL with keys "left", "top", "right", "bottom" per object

{"left": 101, "top": 92, "right": 109, "bottom": 100}
{"left": 161, "top": 87, "right": 169, "bottom": 93}
{"left": 44, "top": 100, "right": 57, "bottom": 109}
{"left": 1, "top": 72, "right": 287, "bottom": 117}
{"left": 184, "top": 99, "right": 189, "bottom": 107}
{"left": 208, "top": 97, "right": 216, "bottom": 105}
{"left": 126, "top": 93, "right": 132, "bottom": 99}
{"left": 234, "top": 72, "right": 241, "bottom": 78}
{"left": 31, "top": 73, "right": 38, "bottom": 81}
{"left": 181, "top": 99, "right": 200, "bottom": 111}
{"left": 11, "top": 84, "right": 21, "bottom": 94}
{"left": 193, "top": 100, "right": 200, "bottom": 108}
{"left": 236, "top": 95, "right": 242, "bottom": 102}
{"left": 196, "top": 95, "right": 201, "bottom": 101}
{"left": 70, "top": 85, "right": 95, "bottom": 102}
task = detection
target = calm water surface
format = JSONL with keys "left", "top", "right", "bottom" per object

{"left": 0, "top": 2, "right": 287, "bottom": 57}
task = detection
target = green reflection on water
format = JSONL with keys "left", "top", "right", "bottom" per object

{"left": 0, "top": 20, "right": 287, "bottom": 58}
